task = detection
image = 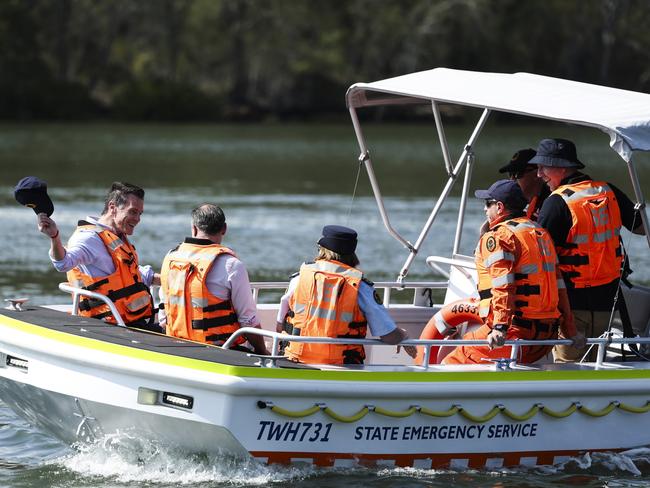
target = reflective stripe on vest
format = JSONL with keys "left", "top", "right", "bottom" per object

{"left": 66, "top": 225, "right": 153, "bottom": 325}
{"left": 160, "top": 242, "right": 244, "bottom": 346}
{"left": 483, "top": 251, "right": 515, "bottom": 268}
{"left": 284, "top": 260, "right": 367, "bottom": 365}
{"left": 553, "top": 181, "right": 623, "bottom": 288}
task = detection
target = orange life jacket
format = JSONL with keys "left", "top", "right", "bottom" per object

{"left": 552, "top": 180, "right": 623, "bottom": 288}
{"left": 66, "top": 223, "right": 154, "bottom": 325}
{"left": 160, "top": 242, "right": 245, "bottom": 346}
{"left": 284, "top": 260, "right": 367, "bottom": 365}
{"left": 476, "top": 217, "right": 560, "bottom": 323}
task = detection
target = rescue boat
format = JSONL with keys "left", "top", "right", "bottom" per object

{"left": 1, "top": 68, "right": 650, "bottom": 470}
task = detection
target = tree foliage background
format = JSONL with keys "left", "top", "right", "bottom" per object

{"left": 1, "top": 0, "right": 649, "bottom": 121}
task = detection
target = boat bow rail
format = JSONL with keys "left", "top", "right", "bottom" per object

{"left": 59, "top": 282, "right": 127, "bottom": 326}
{"left": 223, "top": 326, "right": 650, "bottom": 370}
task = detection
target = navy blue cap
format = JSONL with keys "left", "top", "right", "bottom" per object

{"left": 498, "top": 148, "right": 537, "bottom": 174}
{"left": 528, "top": 138, "right": 585, "bottom": 169}
{"left": 318, "top": 225, "right": 358, "bottom": 254}
{"left": 475, "top": 179, "right": 527, "bottom": 211}
{"left": 14, "top": 176, "right": 54, "bottom": 216}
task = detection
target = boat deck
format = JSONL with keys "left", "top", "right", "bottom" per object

{"left": 0, "top": 306, "right": 314, "bottom": 370}
{"left": 2, "top": 307, "right": 649, "bottom": 374}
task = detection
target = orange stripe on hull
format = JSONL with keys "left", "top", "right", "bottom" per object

{"left": 250, "top": 448, "right": 621, "bottom": 468}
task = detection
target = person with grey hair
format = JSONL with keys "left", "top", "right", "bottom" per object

{"left": 160, "top": 203, "right": 269, "bottom": 355}
{"left": 532, "top": 138, "right": 645, "bottom": 362}
{"left": 37, "top": 181, "right": 159, "bottom": 330}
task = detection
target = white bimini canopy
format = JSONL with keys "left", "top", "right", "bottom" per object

{"left": 346, "top": 68, "right": 650, "bottom": 162}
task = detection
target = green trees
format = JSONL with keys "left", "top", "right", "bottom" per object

{"left": 1, "top": 0, "right": 649, "bottom": 121}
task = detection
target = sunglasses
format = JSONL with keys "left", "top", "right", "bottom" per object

{"left": 510, "top": 166, "right": 537, "bottom": 179}
{"left": 485, "top": 199, "right": 498, "bottom": 208}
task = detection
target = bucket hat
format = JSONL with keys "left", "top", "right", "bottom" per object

{"left": 528, "top": 138, "right": 585, "bottom": 168}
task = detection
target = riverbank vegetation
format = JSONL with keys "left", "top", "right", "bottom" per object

{"left": 1, "top": 0, "right": 649, "bottom": 121}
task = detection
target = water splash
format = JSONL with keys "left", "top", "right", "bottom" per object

{"left": 53, "top": 431, "right": 317, "bottom": 485}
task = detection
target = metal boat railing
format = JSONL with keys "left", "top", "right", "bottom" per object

{"left": 58, "top": 281, "right": 649, "bottom": 371}
{"left": 59, "top": 279, "right": 447, "bottom": 325}
{"left": 223, "top": 326, "right": 650, "bottom": 370}
{"left": 251, "top": 281, "right": 448, "bottom": 307}
{"left": 59, "top": 282, "right": 126, "bottom": 326}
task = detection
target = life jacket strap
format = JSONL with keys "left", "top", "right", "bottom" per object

{"left": 83, "top": 278, "right": 110, "bottom": 291}
{"left": 559, "top": 255, "right": 589, "bottom": 266}
{"left": 342, "top": 348, "right": 365, "bottom": 364}
{"left": 79, "top": 298, "right": 105, "bottom": 312}
{"left": 478, "top": 289, "right": 492, "bottom": 300}
{"left": 202, "top": 300, "right": 234, "bottom": 312}
{"left": 348, "top": 320, "right": 368, "bottom": 329}
{"left": 106, "top": 282, "right": 149, "bottom": 302}
{"left": 191, "top": 313, "right": 238, "bottom": 330}
{"left": 515, "top": 284, "right": 541, "bottom": 296}
{"left": 511, "top": 316, "right": 558, "bottom": 334}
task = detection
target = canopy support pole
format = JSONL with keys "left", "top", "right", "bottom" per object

{"left": 348, "top": 106, "right": 414, "bottom": 252}
{"left": 625, "top": 156, "right": 650, "bottom": 248}
{"left": 396, "top": 108, "right": 491, "bottom": 283}
{"left": 453, "top": 148, "right": 475, "bottom": 255}
{"left": 431, "top": 101, "right": 453, "bottom": 176}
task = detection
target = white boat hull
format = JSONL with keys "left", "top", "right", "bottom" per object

{"left": 2, "top": 308, "right": 650, "bottom": 468}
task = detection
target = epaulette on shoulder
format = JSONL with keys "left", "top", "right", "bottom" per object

{"left": 362, "top": 277, "right": 374, "bottom": 287}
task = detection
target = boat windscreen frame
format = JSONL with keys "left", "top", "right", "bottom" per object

{"left": 347, "top": 90, "right": 650, "bottom": 283}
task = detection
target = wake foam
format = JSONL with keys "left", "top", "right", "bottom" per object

{"left": 50, "top": 430, "right": 650, "bottom": 485}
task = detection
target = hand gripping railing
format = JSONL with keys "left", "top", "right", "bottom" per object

{"left": 222, "top": 327, "right": 650, "bottom": 369}
{"left": 58, "top": 282, "right": 126, "bottom": 326}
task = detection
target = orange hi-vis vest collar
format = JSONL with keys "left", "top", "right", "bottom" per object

{"left": 552, "top": 180, "right": 623, "bottom": 288}
{"left": 285, "top": 260, "right": 367, "bottom": 365}
{"left": 66, "top": 223, "right": 154, "bottom": 325}
{"left": 475, "top": 217, "right": 561, "bottom": 326}
{"left": 160, "top": 241, "right": 244, "bottom": 346}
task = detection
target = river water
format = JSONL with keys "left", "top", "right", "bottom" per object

{"left": 0, "top": 122, "right": 649, "bottom": 487}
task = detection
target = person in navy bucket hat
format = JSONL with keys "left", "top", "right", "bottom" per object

{"left": 530, "top": 137, "right": 645, "bottom": 363}
{"left": 277, "top": 224, "right": 417, "bottom": 365}
{"left": 528, "top": 138, "right": 585, "bottom": 168}
{"left": 14, "top": 176, "right": 54, "bottom": 217}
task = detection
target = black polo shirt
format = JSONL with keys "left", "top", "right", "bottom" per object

{"left": 536, "top": 172, "right": 641, "bottom": 311}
